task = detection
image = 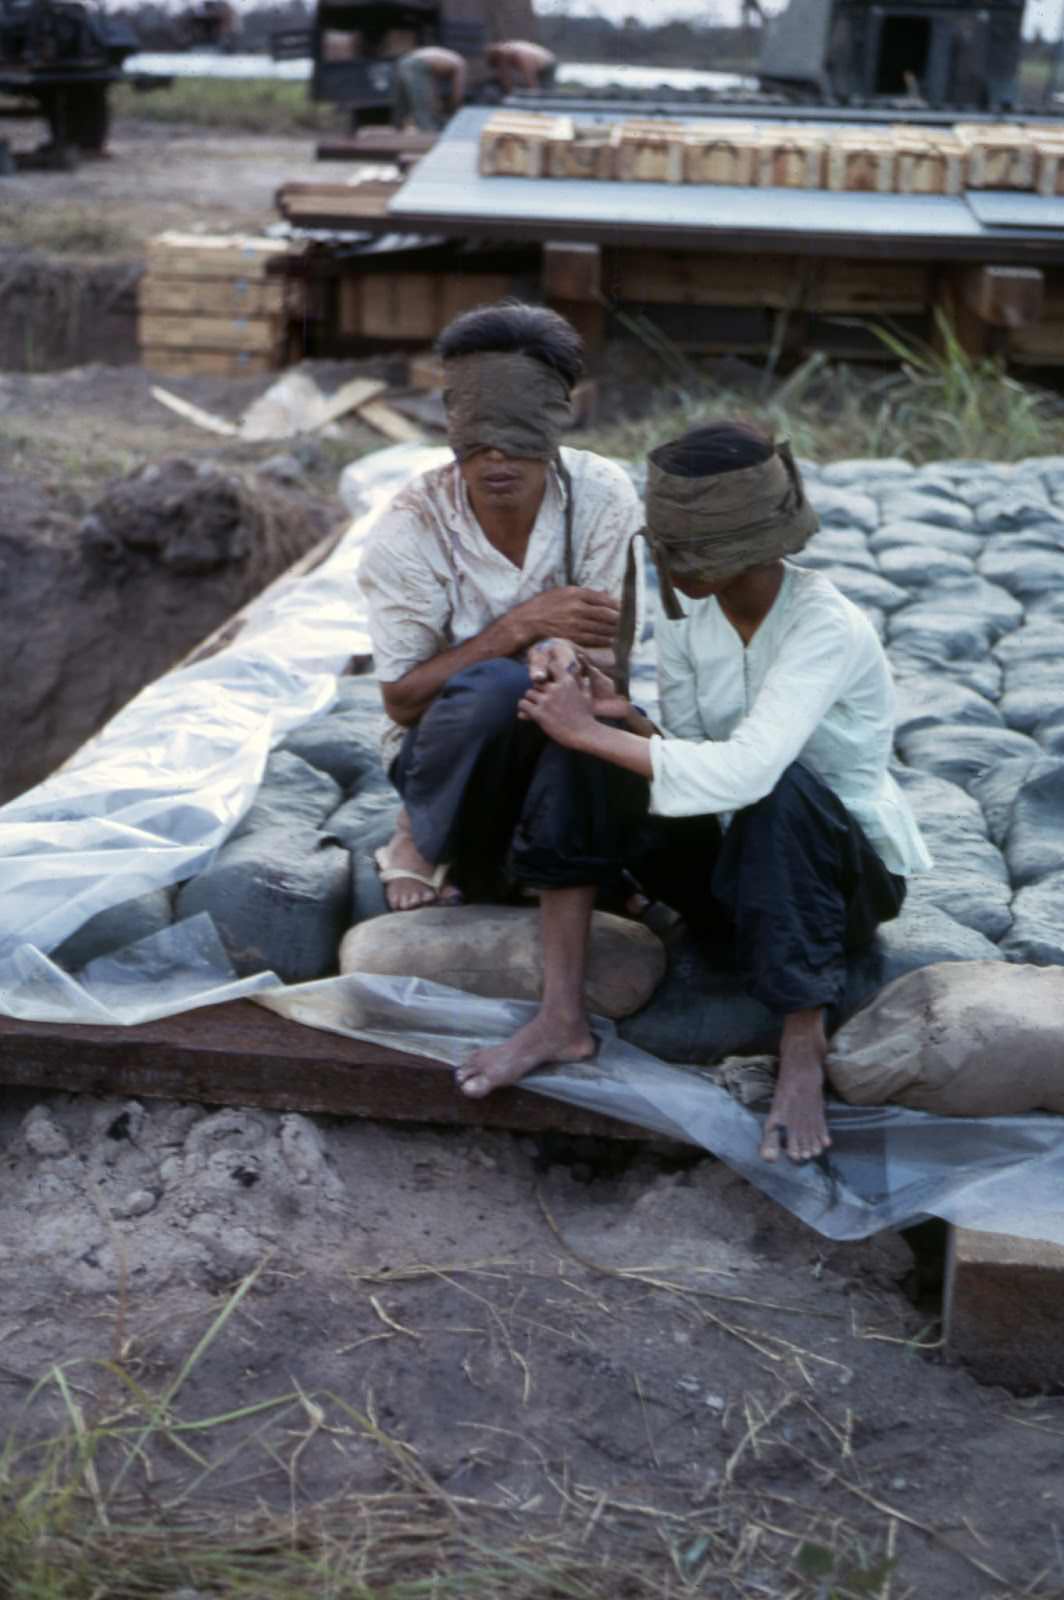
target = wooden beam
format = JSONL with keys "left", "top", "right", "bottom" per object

{"left": 0, "top": 1003, "right": 651, "bottom": 1142}
{"left": 543, "top": 241, "right": 603, "bottom": 303}
{"left": 959, "top": 265, "right": 1045, "bottom": 330}
{"left": 945, "top": 1225, "right": 1064, "bottom": 1390}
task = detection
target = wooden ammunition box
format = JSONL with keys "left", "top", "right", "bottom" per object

{"left": 758, "top": 129, "right": 827, "bottom": 189}
{"left": 826, "top": 131, "right": 896, "bottom": 193}
{"left": 955, "top": 124, "right": 1036, "bottom": 190}
{"left": 684, "top": 123, "right": 759, "bottom": 186}
{"left": 614, "top": 119, "right": 688, "bottom": 183}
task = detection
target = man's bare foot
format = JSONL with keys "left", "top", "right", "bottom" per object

{"left": 375, "top": 808, "right": 460, "bottom": 911}
{"left": 456, "top": 1011, "right": 595, "bottom": 1098}
{"left": 760, "top": 1007, "right": 832, "bottom": 1164}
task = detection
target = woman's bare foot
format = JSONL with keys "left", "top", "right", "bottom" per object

{"left": 760, "top": 1007, "right": 832, "bottom": 1164}
{"left": 456, "top": 1010, "right": 595, "bottom": 1098}
{"left": 375, "top": 807, "right": 460, "bottom": 911}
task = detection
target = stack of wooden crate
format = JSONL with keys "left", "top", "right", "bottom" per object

{"left": 337, "top": 268, "right": 516, "bottom": 341}
{"left": 138, "top": 232, "right": 306, "bottom": 379}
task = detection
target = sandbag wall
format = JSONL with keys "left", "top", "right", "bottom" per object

{"left": 53, "top": 455, "right": 1064, "bottom": 1063}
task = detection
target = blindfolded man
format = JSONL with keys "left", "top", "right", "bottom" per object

{"left": 358, "top": 301, "right": 645, "bottom": 1088}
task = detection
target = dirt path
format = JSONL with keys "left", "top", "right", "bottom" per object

{"left": 3, "top": 1085, "right": 1063, "bottom": 1598}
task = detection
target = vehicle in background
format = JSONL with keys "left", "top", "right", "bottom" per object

{"left": 0, "top": 0, "right": 165, "bottom": 156}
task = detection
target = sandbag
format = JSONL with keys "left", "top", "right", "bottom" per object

{"left": 826, "top": 960, "right": 1064, "bottom": 1115}
{"left": 340, "top": 904, "right": 666, "bottom": 1019}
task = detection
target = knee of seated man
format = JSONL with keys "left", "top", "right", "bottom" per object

{"left": 441, "top": 658, "right": 530, "bottom": 726}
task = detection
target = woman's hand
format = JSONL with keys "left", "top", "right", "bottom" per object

{"left": 518, "top": 671, "right": 601, "bottom": 749}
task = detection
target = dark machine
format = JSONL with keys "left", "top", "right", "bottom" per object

{"left": 277, "top": 0, "right": 535, "bottom": 127}
{"left": 758, "top": 0, "right": 1025, "bottom": 110}
{"left": 0, "top": 0, "right": 158, "bottom": 155}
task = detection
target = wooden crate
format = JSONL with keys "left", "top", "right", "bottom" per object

{"left": 684, "top": 123, "right": 759, "bottom": 186}
{"left": 138, "top": 313, "right": 286, "bottom": 354}
{"left": 144, "top": 231, "right": 298, "bottom": 281}
{"left": 758, "top": 129, "right": 827, "bottom": 189}
{"left": 604, "top": 247, "right": 931, "bottom": 317}
{"left": 339, "top": 271, "right": 515, "bottom": 340}
{"left": 141, "top": 348, "right": 277, "bottom": 378}
{"left": 478, "top": 112, "right": 572, "bottom": 178}
{"left": 546, "top": 123, "right": 617, "bottom": 180}
{"left": 614, "top": 119, "right": 687, "bottom": 183}
{"left": 1032, "top": 133, "right": 1064, "bottom": 197}
{"left": 892, "top": 130, "right": 966, "bottom": 195}
{"left": 955, "top": 124, "right": 1036, "bottom": 189}
{"left": 826, "top": 131, "right": 896, "bottom": 193}
{"left": 138, "top": 278, "right": 289, "bottom": 317}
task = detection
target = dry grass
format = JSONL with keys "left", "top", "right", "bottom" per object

{"left": 0, "top": 1259, "right": 931, "bottom": 1600}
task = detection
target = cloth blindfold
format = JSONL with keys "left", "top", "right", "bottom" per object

{"left": 642, "top": 438, "right": 818, "bottom": 621}
{"left": 444, "top": 351, "right": 572, "bottom": 462}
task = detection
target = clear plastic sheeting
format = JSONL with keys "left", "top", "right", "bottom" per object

{"left": 259, "top": 973, "right": 1064, "bottom": 1247}
{"left": 2, "top": 442, "right": 1064, "bottom": 1246}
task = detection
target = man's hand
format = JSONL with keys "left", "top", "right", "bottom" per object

{"left": 504, "top": 587, "right": 620, "bottom": 652}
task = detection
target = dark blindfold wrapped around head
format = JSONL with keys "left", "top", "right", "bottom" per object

{"left": 444, "top": 351, "right": 573, "bottom": 462}
{"left": 642, "top": 437, "right": 819, "bottom": 619}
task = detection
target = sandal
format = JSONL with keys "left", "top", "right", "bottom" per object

{"left": 374, "top": 849, "right": 463, "bottom": 912}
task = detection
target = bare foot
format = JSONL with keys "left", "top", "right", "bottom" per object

{"left": 456, "top": 1010, "right": 595, "bottom": 1098}
{"left": 375, "top": 808, "right": 460, "bottom": 912}
{"left": 760, "top": 1008, "right": 832, "bottom": 1164}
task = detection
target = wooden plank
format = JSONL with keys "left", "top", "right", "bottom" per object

{"left": 605, "top": 250, "right": 930, "bottom": 314}
{"left": 408, "top": 348, "right": 445, "bottom": 389}
{"left": 0, "top": 1003, "right": 649, "bottom": 1142}
{"left": 138, "top": 278, "right": 288, "bottom": 317}
{"left": 359, "top": 399, "right": 426, "bottom": 441}
{"left": 138, "top": 313, "right": 285, "bottom": 354}
{"left": 945, "top": 1225, "right": 1064, "bottom": 1389}
{"left": 543, "top": 241, "right": 602, "bottom": 303}
{"left": 141, "top": 348, "right": 277, "bottom": 378}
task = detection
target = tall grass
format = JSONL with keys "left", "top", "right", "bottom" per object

{"left": 583, "top": 314, "right": 1064, "bottom": 465}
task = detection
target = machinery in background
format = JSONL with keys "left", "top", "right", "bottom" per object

{"left": 0, "top": 0, "right": 166, "bottom": 159}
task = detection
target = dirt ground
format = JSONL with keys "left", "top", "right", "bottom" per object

{"left": 3, "top": 117, "right": 1064, "bottom": 1599}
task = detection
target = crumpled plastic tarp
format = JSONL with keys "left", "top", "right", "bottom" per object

{"left": 2, "top": 443, "right": 1063, "bottom": 1246}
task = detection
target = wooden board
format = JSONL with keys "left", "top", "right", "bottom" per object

{"left": 138, "top": 278, "right": 289, "bottom": 317}
{"left": 276, "top": 182, "right": 400, "bottom": 223}
{"left": 141, "top": 347, "right": 278, "bottom": 378}
{"left": 138, "top": 313, "right": 286, "bottom": 354}
{"left": 604, "top": 249, "right": 930, "bottom": 314}
{"left": 0, "top": 1002, "right": 650, "bottom": 1143}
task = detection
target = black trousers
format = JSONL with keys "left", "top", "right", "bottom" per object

{"left": 629, "top": 763, "right": 906, "bottom": 1016}
{"left": 392, "top": 659, "right": 646, "bottom": 901}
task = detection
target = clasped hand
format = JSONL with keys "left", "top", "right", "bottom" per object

{"left": 520, "top": 639, "right": 630, "bottom": 746}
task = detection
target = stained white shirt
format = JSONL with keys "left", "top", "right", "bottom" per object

{"left": 649, "top": 561, "right": 932, "bottom": 877}
{"left": 359, "top": 447, "right": 644, "bottom": 763}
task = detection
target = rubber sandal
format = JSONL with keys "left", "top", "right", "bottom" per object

{"left": 374, "top": 850, "right": 462, "bottom": 910}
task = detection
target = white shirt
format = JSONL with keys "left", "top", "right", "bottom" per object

{"left": 649, "top": 562, "right": 932, "bottom": 878}
{"left": 359, "top": 447, "right": 644, "bottom": 763}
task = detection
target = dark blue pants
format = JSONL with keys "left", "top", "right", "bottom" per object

{"left": 392, "top": 659, "right": 646, "bottom": 902}
{"left": 630, "top": 763, "right": 906, "bottom": 1015}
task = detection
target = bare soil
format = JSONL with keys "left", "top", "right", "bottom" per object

{"left": 3, "top": 117, "right": 1064, "bottom": 1600}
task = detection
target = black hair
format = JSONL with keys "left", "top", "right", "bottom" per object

{"left": 436, "top": 300, "right": 585, "bottom": 391}
{"left": 652, "top": 419, "right": 774, "bottom": 479}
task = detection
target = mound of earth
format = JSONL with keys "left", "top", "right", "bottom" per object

{"left": 0, "top": 455, "right": 341, "bottom": 803}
